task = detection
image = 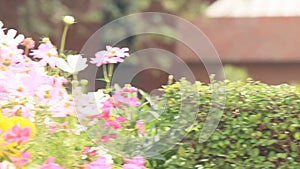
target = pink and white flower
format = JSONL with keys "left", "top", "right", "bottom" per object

{"left": 31, "top": 40, "right": 58, "bottom": 68}
{"left": 90, "top": 45, "right": 129, "bottom": 67}
{"left": 105, "top": 45, "right": 129, "bottom": 58}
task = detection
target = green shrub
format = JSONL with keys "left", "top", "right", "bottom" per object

{"left": 152, "top": 79, "right": 300, "bottom": 169}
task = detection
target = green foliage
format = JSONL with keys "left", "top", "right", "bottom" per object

{"left": 27, "top": 116, "right": 95, "bottom": 168}
{"left": 151, "top": 78, "right": 300, "bottom": 169}
{"left": 224, "top": 65, "right": 250, "bottom": 82}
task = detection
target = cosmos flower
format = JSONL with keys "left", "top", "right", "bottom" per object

{"left": 31, "top": 40, "right": 58, "bottom": 68}
{"left": 90, "top": 46, "right": 129, "bottom": 67}
{"left": 57, "top": 54, "right": 88, "bottom": 74}
{"left": 4, "top": 124, "right": 32, "bottom": 144}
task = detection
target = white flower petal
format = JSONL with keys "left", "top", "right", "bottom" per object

{"left": 95, "top": 50, "right": 108, "bottom": 57}
{"left": 67, "top": 55, "right": 79, "bottom": 68}
{"left": 15, "top": 34, "right": 25, "bottom": 44}
{"left": 7, "top": 29, "right": 17, "bottom": 38}
{"left": 76, "top": 64, "right": 88, "bottom": 72}
{"left": 106, "top": 45, "right": 113, "bottom": 51}
{"left": 67, "top": 54, "right": 88, "bottom": 72}
{"left": 57, "top": 58, "right": 72, "bottom": 73}
{"left": 121, "top": 47, "right": 129, "bottom": 52}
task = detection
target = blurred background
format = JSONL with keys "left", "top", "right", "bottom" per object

{"left": 1, "top": 0, "right": 300, "bottom": 91}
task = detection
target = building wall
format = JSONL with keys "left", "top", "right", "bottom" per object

{"left": 175, "top": 17, "right": 300, "bottom": 84}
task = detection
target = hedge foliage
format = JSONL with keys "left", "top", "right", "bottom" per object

{"left": 152, "top": 79, "right": 300, "bottom": 169}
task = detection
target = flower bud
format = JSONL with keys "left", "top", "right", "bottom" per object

{"left": 71, "top": 80, "right": 79, "bottom": 87}
{"left": 63, "top": 16, "right": 75, "bottom": 25}
{"left": 80, "top": 79, "right": 88, "bottom": 86}
{"left": 42, "top": 37, "right": 50, "bottom": 43}
{"left": 21, "top": 38, "right": 35, "bottom": 49}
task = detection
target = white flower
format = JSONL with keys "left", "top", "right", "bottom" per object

{"left": 57, "top": 54, "right": 88, "bottom": 74}
{"left": 0, "top": 161, "right": 16, "bottom": 169}
{"left": 75, "top": 90, "right": 109, "bottom": 118}
{"left": 0, "top": 28, "right": 24, "bottom": 47}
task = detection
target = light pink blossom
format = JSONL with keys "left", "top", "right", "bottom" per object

{"left": 136, "top": 120, "right": 145, "bottom": 135}
{"left": 90, "top": 50, "right": 124, "bottom": 67}
{"left": 113, "top": 91, "right": 141, "bottom": 106}
{"left": 31, "top": 40, "right": 58, "bottom": 68}
{"left": 86, "top": 156, "right": 113, "bottom": 169}
{"left": 123, "top": 156, "right": 147, "bottom": 169}
{"left": 10, "top": 151, "right": 31, "bottom": 167}
{"left": 90, "top": 45, "right": 129, "bottom": 67}
{"left": 101, "top": 134, "right": 117, "bottom": 143}
{"left": 105, "top": 45, "right": 129, "bottom": 58}
{"left": 40, "top": 157, "right": 66, "bottom": 169}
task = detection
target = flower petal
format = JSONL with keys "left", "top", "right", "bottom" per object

{"left": 7, "top": 29, "right": 17, "bottom": 38}
{"left": 57, "top": 58, "right": 72, "bottom": 73}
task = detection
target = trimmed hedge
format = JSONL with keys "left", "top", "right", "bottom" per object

{"left": 153, "top": 79, "right": 300, "bottom": 169}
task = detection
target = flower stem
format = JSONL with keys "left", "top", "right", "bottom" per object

{"left": 103, "top": 64, "right": 108, "bottom": 80}
{"left": 24, "top": 47, "right": 29, "bottom": 56}
{"left": 108, "top": 63, "right": 114, "bottom": 80}
{"left": 59, "top": 25, "right": 69, "bottom": 56}
{"left": 73, "top": 73, "right": 78, "bottom": 81}
{"left": 107, "top": 63, "right": 114, "bottom": 90}
{"left": 103, "top": 64, "right": 110, "bottom": 93}
{"left": 103, "top": 64, "right": 114, "bottom": 93}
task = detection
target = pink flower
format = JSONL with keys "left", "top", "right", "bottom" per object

{"left": 136, "top": 120, "right": 146, "bottom": 135}
{"left": 10, "top": 151, "right": 31, "bottom": 167}
{"left": 86, "top": 156, "right": 113, "bottom": 169}
{"left": 31, "top": 40, "right": 58, "bottom": 68}
{"left": 40, "top": 157, "right": 66, "bottom": 169}
{"left": 101, "top": 98, "right": 115, "bottom": 119}
{"left": 105, "top": 46, "right": 129, "bottom": 58}
{"left": 104, "top": 117, "right": 128, "bottom": 130}
{"left": 82, "top": 147, "right": 98, "bottom": 156}
{"left": 101, "top": 134, "right": 117, "bottom": 143}
{"left": 113, "top": 91, "right": 141, "bottom": 106}
{"left": 123, "top": 164, "right": 146, "bottom": 169}
{"left": 90, "top": 50, "right": 124, "bottom": 67}
{"left": 50, "top": 99, "right": 75, "bottom": 118}
{"left": 90, "top": 45, "right": 129, "bottom": 67}
{"left": 4, "top": 124, "right": 31, "bottom": 144}
{"left": 123, "top": 86, "right": 138, "bottom": 93}
{"left": 123, "top": 156, "right": 147, "bottom": 169}
{"left": 5, "top": 76, "right": 37, "bottom": 97}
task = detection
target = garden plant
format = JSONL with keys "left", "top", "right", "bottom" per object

{"left": 1, "top": 15, "right": 300, "bottom": 169}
